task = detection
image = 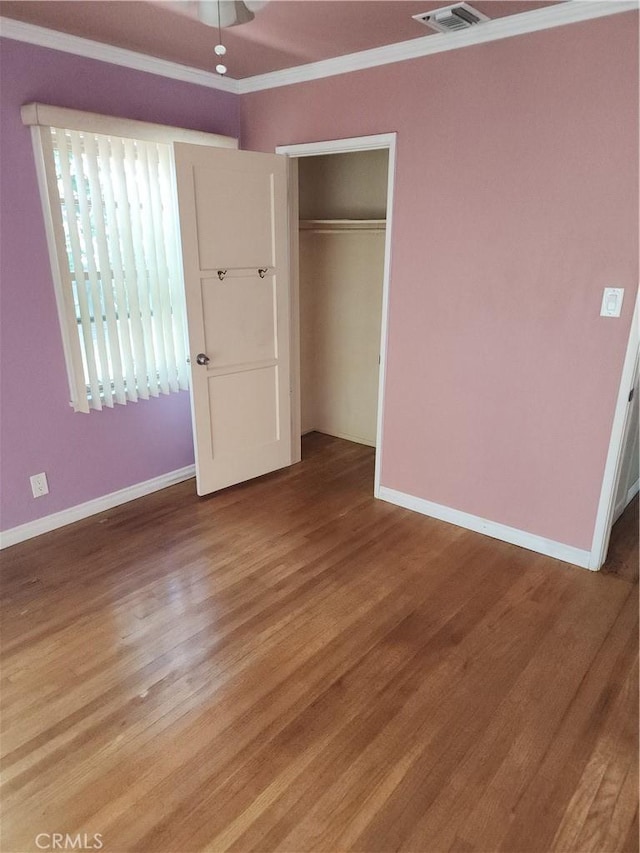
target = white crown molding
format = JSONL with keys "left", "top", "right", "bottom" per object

{"left": 378, "top": 486, "right": 593, "bottom": 570}
{"left": 238, "top": 0, "right": 638, "bottom": 93}
{"left": 1, "top": 1, "right": 637, "bottom": 96}
{"left": 0, "top": 17, "right": 239, "bottom": 93}
{"left": 0, "top": 465, "right": 196, "bottom": 549}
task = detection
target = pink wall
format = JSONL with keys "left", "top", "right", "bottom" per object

{"left": 241, "top": 13, "right": 639, "bottom": 550}
{"left": 0, "top": 38, "right": 239, "bottom": 531}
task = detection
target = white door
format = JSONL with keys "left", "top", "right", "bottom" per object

{"left": 174, "top": 143, "right": 292, "bottom": 495}
{"left": 612, "top": 355, "right": 639, "bottom": 521}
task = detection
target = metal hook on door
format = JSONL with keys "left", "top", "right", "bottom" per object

{"left": 217, "top": 269, "right": 227, "bottom": 281}
{"left": 258, "top": 268, "right": 268, "bottom": 279}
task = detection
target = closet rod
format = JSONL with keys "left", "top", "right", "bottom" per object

{"left": 299, "top": 219, "right": 386, "bottom": 234}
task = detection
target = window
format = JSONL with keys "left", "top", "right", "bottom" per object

{"left": 23, "top": 103, "right": 237, "bottom": 413}
{"left": 50, "top": 126, "right": 189, "bottom": 410}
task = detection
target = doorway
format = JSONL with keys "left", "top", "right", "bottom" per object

{"left": 276, "top": 134, "right": 397, "bottom": 496}
{"left": 589, "top": 291, "right": 639, "bottom": 570}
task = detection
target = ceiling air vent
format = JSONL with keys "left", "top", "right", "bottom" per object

{"left": 413, "top": 3, "right": 490, "bottom": 33}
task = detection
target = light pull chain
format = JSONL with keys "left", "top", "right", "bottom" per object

{"left": 214, "top": 0, "right": 227, "bottom": 75}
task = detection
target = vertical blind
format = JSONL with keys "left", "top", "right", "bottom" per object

{"left": 50, "top": 126, "right": 189, "bottom": 411}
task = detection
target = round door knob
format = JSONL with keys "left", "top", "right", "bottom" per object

{"left": 196, "top": 353, "right": 210, "bottom": 366}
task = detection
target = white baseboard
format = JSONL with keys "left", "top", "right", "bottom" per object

{"left": 0, "top": 465, "right": 196, "bottom": 550}
{"left": 627, "top": 478, "right": 639, "bottom": 506}
{"left": 303, "top": 427, "right": 376, "bottom": 448}
{"left": 377, "top": 486, "right": 593, "bottom": 570}
{"left": 322, "top": 429, "right": 376, "bottom": 448}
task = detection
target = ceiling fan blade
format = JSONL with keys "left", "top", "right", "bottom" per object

{"left": 196, "top": 0, "right": 256, "bottom": 28}
{"left": 158, "top": 0, "right": 268, "bottom": 29}
{"left": 244, "top": 1, "right": 268, "bottom": 13}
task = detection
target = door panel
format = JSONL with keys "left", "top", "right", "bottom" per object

{"left": 174, "top": 143, "right": 292, "bottom": 495}
{"left": 209, "top": 367, "right": 280, "bottom": 451}
{"left": 194, "top": 167, "right": 275, "bottom": 269}
{"left": 202, "top": 274, "right": 276, "bottom": 366}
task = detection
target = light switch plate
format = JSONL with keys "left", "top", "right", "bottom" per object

{"left": 600, "top": 287, "right": 624, "bottom": 318}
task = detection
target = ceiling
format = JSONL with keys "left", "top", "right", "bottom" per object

{"left": 0, "top": 0, "right": 562, "bottom": 80}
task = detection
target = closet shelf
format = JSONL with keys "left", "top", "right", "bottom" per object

{"left": 299, "top": 219, "right": 386, "bottom": 233}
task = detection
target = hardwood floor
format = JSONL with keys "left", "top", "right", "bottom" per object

{"left": 1, "top": 433, "right": 637, "bottom": 853}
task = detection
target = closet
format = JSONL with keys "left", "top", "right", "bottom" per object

{"left": 298, "top": 149, "right": 388, "bottom": 447}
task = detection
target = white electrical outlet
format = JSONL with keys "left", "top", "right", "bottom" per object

{"left": 30, "top": 473, "right": 49, "bottom": 498}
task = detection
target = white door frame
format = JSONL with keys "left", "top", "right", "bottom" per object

{"left": 589, "top": 289, "right": 639, "bottom": 569}
{"left": 276, "top": 133, "right": 397, "bottom": 497}
{"left": 611, "top": 352, "right": 640, "bottom": 522}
